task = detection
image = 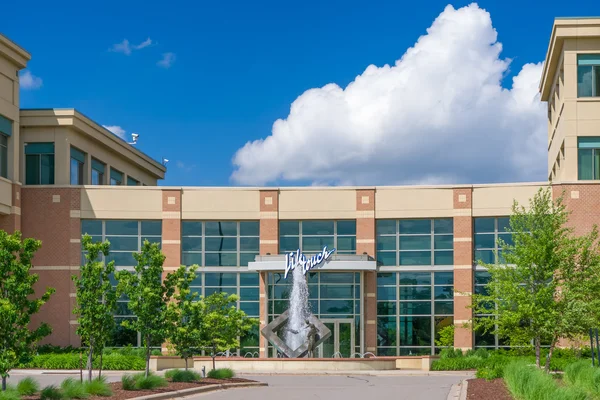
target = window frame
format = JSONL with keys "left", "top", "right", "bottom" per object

{"left": 0, "top": 134, "right": 7, "bottom": 179}
{"left": 70, "top": 147, "right": 86, "bottom": 185}
{"left": 278, "top": 220, "right": 357, "bottom": 255}
{"left": 577, "top": 54, "right": 600, "bottom": 98}
{"left": 24, "top": 142, "right": 55, "bottom": 185}
{"left": 91, "top": 158, "right": 106, "bottom": 185}
{"left": 110, "top": 168, "right": 124, "bottom": 186}
{"left": 376, "top": 219, "right": 454, "bottom": 267}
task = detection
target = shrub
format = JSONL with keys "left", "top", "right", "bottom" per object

{"left": 121, "top": 375, "right": 136, "bottom": 391}
{"left": 40, "top": 385, "right": 64, "bottom": 400}
{"left": 207, "top": 368, "right": 235, "bottom": 380}
{"left": 165, "top": 369, "right": 201, "bottom": 382}
{"left": 22, "top": 353, "right": 144, "bottom": 370}
{"left": 476, "top": 364, "right": 504, "bottom": 380}
{"left": 0, "top": 387, "right": 20, "bottom": 400}
{"left": 474, "top": 348, "right": 490, "bottom": 359}
{"left": 60, "top": 378, "right": 88, "bottom": 399}
{"left": 17, "top": 377, "right": 40, "bottom": 395}
{"left": 83, "top": 377, "right": 112, "bottom": 397}
{"left": 130, "top": 373, "right": 168, "bottom": 390}
{"left": 564, "top": 360, "right": 600, "bottom": 395}
{"left": 504, "top": 361, "right": 587, "bottom": 400}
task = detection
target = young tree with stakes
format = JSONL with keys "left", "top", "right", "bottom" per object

{"left": 166, "top": 264, "right": 201, "bottom": 370}
{"left": 0, "top": 231, "right": 55, "bottom": 391}
{"left": 197, "top": 292, "right": 257, "bottom": 370}
{"left": 72, "top": 235, "right": 117, "bottom": 382}
{"left": 472, "top": 187, "right": 600, "bottom": 370}
{"left": 116, "top": 241, "right": 176, "bottom": 377}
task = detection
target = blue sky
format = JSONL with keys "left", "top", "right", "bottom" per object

{"left": 3, "top": 0, "right": 598, "bottom": 186}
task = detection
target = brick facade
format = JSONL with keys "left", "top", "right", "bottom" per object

{"left": 453, "top": 188, "right": 474, "bottom": 350}
{"left": 259, "top": 190, "right": 279, "bottom": 357}
{"left": 21, "top": 187, "right": 81, "bottom": 347}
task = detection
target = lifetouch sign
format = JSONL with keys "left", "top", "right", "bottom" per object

{"left": 284, "top": 246, "right": 336, "bottom": 279}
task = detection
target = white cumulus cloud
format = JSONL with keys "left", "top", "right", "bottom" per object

{"left": 110, "top": 38, "right": 153, "bottom": 55}
{"left": 20, "top": 70, "right": 43, "bottom": 90}
{"left": 157, "top": 52, "right": 176, "bottom": 68}
{"left": 230, "top": 3, "right": 547, "bottom": 186}
{"left": 103, "top": 125, "right": 126, "bottom": 139}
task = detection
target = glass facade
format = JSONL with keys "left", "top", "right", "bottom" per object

{"left": 25, "top": 142, "right": 55, "bottom": 185}
{"left": 279, "top": 220, "right": 356, "bottom": 254}
{"left": 376, "top": 219, "right": 453, "bottom": 266}
{"left": 473, "top": 217, "right": 513, "bottom": 265}
{"left": 189, "top": 272, "right": 260, "bottom": 356}
{"left": 267, "top": 271, "right": 361, "bottom": 357}
{"left": 81, "top": 220, "right": 162, "bottom": 347}
{"left": 181, "top": 221, "right": 259, "bottom": 267}
{"left": 376, "top": 272, "right": 453, "bottom": 355}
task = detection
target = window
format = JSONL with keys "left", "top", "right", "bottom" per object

{"left": 0, "top": 115, "right": 11, "bottom": 179}
{"left": 127, "top": 176, "right": 139, "bottom": 186}
{"left": 279, "top": 220, "right": 356, "bottom": 255}
{"left": 91, "top": 159, "right": 105, "bottom": 185}
{"left": 181, "top": 221, "right": 259, "bottom": 267}
{"left": 25, "top": 143, "right": 54, "bottom": 185}
{"left": 577, "top": 54, "right": 600, "bottom": 97}
{"left": 578, "top": 137, "right": 600, "bottom": 180}
{"left": 267, "top": 271, "right": 361, "bottom": 357}
{"left": 70, "top": 147, "right": 85, "bottom": 185}
{"left": 81, "top": 219, "right": 162, "bottom": 347}
{"left": 0, "top": 135, "right": 7, "bottom": 179}
{"left": 376, "top": 272, "right": 453, "bottom": 356}
{"left": 190, "top": 272, "right": 260, "bottom": 356}
{"left": 376, "top": 219, "right": 453, "bottom": 266}
{"left": 110, "top": 168, "right": 123, "bottom": 185}
{"left": 473, "top": 217, "right": 513, "bottom": 265}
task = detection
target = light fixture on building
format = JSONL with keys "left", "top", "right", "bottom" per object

{"left": 128, "top": 133, "right": 139, "bottom": 145}
{"left": 162, "top": 158, "right": 169, "bottom": 166}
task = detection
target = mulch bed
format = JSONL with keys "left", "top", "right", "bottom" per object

{"left": 24, "top": 378, "right": 256, "bottom": 400}
{"left": 467, "top": 378, "right": 513, "bottom": 400}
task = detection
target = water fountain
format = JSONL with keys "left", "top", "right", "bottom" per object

{"left": 261, "top": 247, "right": 333, "bottom": 358}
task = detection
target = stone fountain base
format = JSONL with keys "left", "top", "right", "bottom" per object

{"left": 261, "top": 310, "right": 332, "bottom": 358}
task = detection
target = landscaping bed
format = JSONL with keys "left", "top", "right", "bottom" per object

{"left": 89, "top": 377, "right": 257, "bottom": 400}
{"left": 466, "top": 378, "right": 512, "bottom": 400}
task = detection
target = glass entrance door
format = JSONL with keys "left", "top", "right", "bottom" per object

{"left": 318, "top": 319, "right": 355, "bottom": 358}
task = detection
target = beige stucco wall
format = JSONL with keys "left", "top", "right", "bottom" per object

{"left": 20, "top": 126, "right": 158, "bottom": 186}
{"left": 278, "top": 189, "right": 356, "bottom": 219}
{"left": 0, "top": 45, "right": 24, "bottom": 183}
{"left": 80, "top": 187, "right": 163, "bottom": 219}
{"left": 0, "top": 178, "right": 11, "bottom": 214}
{"left": 182, "top": 189, "right": 260, "bottom": 220}
{"left": 545, "top": 31, "right": 600, "bottom": 182}
{"left": 472, "top": 184, "right": 546, "bottom": 216}
{"left": 375, "top": 187, "right": 454, "bottom": 218}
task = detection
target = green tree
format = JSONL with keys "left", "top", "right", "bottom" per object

{"left": 472, "top": 187, "right": 600, "bottom": 370}
{"left": 116, "top": 241, "right": 176, "bottom": 377}
{"left": 166, "top": 264, "right": 201, "bottom": 370}
{"left": 196, "top": 292, "right": 257, "bottom": 370}
{"left": 72, "top": 235, "right": 117, "bottom": 382}
{"left": 0, "top": 231, "right": 55, "bottom": 391}
{"left": 434, "top": 324, "right": 454, "bottom": 348}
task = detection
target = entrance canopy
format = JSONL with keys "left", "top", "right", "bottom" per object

{"left": 248, "top": 253, "right": 377, "bottom": 272}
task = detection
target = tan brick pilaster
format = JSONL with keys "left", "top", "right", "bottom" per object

{"left": 453, "top": 188, "right": 474, "bottom": 350}
{"left": 356, "top": 189, "right": 376, "bottom": 353}
{"left": 259, "top": 190, "right": 279, "bottom": 357}
{"left": 161, "top": 190, "right": 182, "bottom": 269}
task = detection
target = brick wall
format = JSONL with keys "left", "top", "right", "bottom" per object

{"left": 453, "top": 188, "right": 474, "bottom": 350}
{"left": 259, "top": 190, "right": 279, "bottom": 357}
{"left": 553, "top": 184, "right": 600, "bottom": 236}
{"left": 21, "top": 187, "right": 81, "bottom": 347}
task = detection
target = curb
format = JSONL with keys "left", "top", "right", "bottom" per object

{"left": 446, "top": 378, "right": 468, "bottom": 400}
{"left": 131, "top": 382, "right": 268, "bottom": 400}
